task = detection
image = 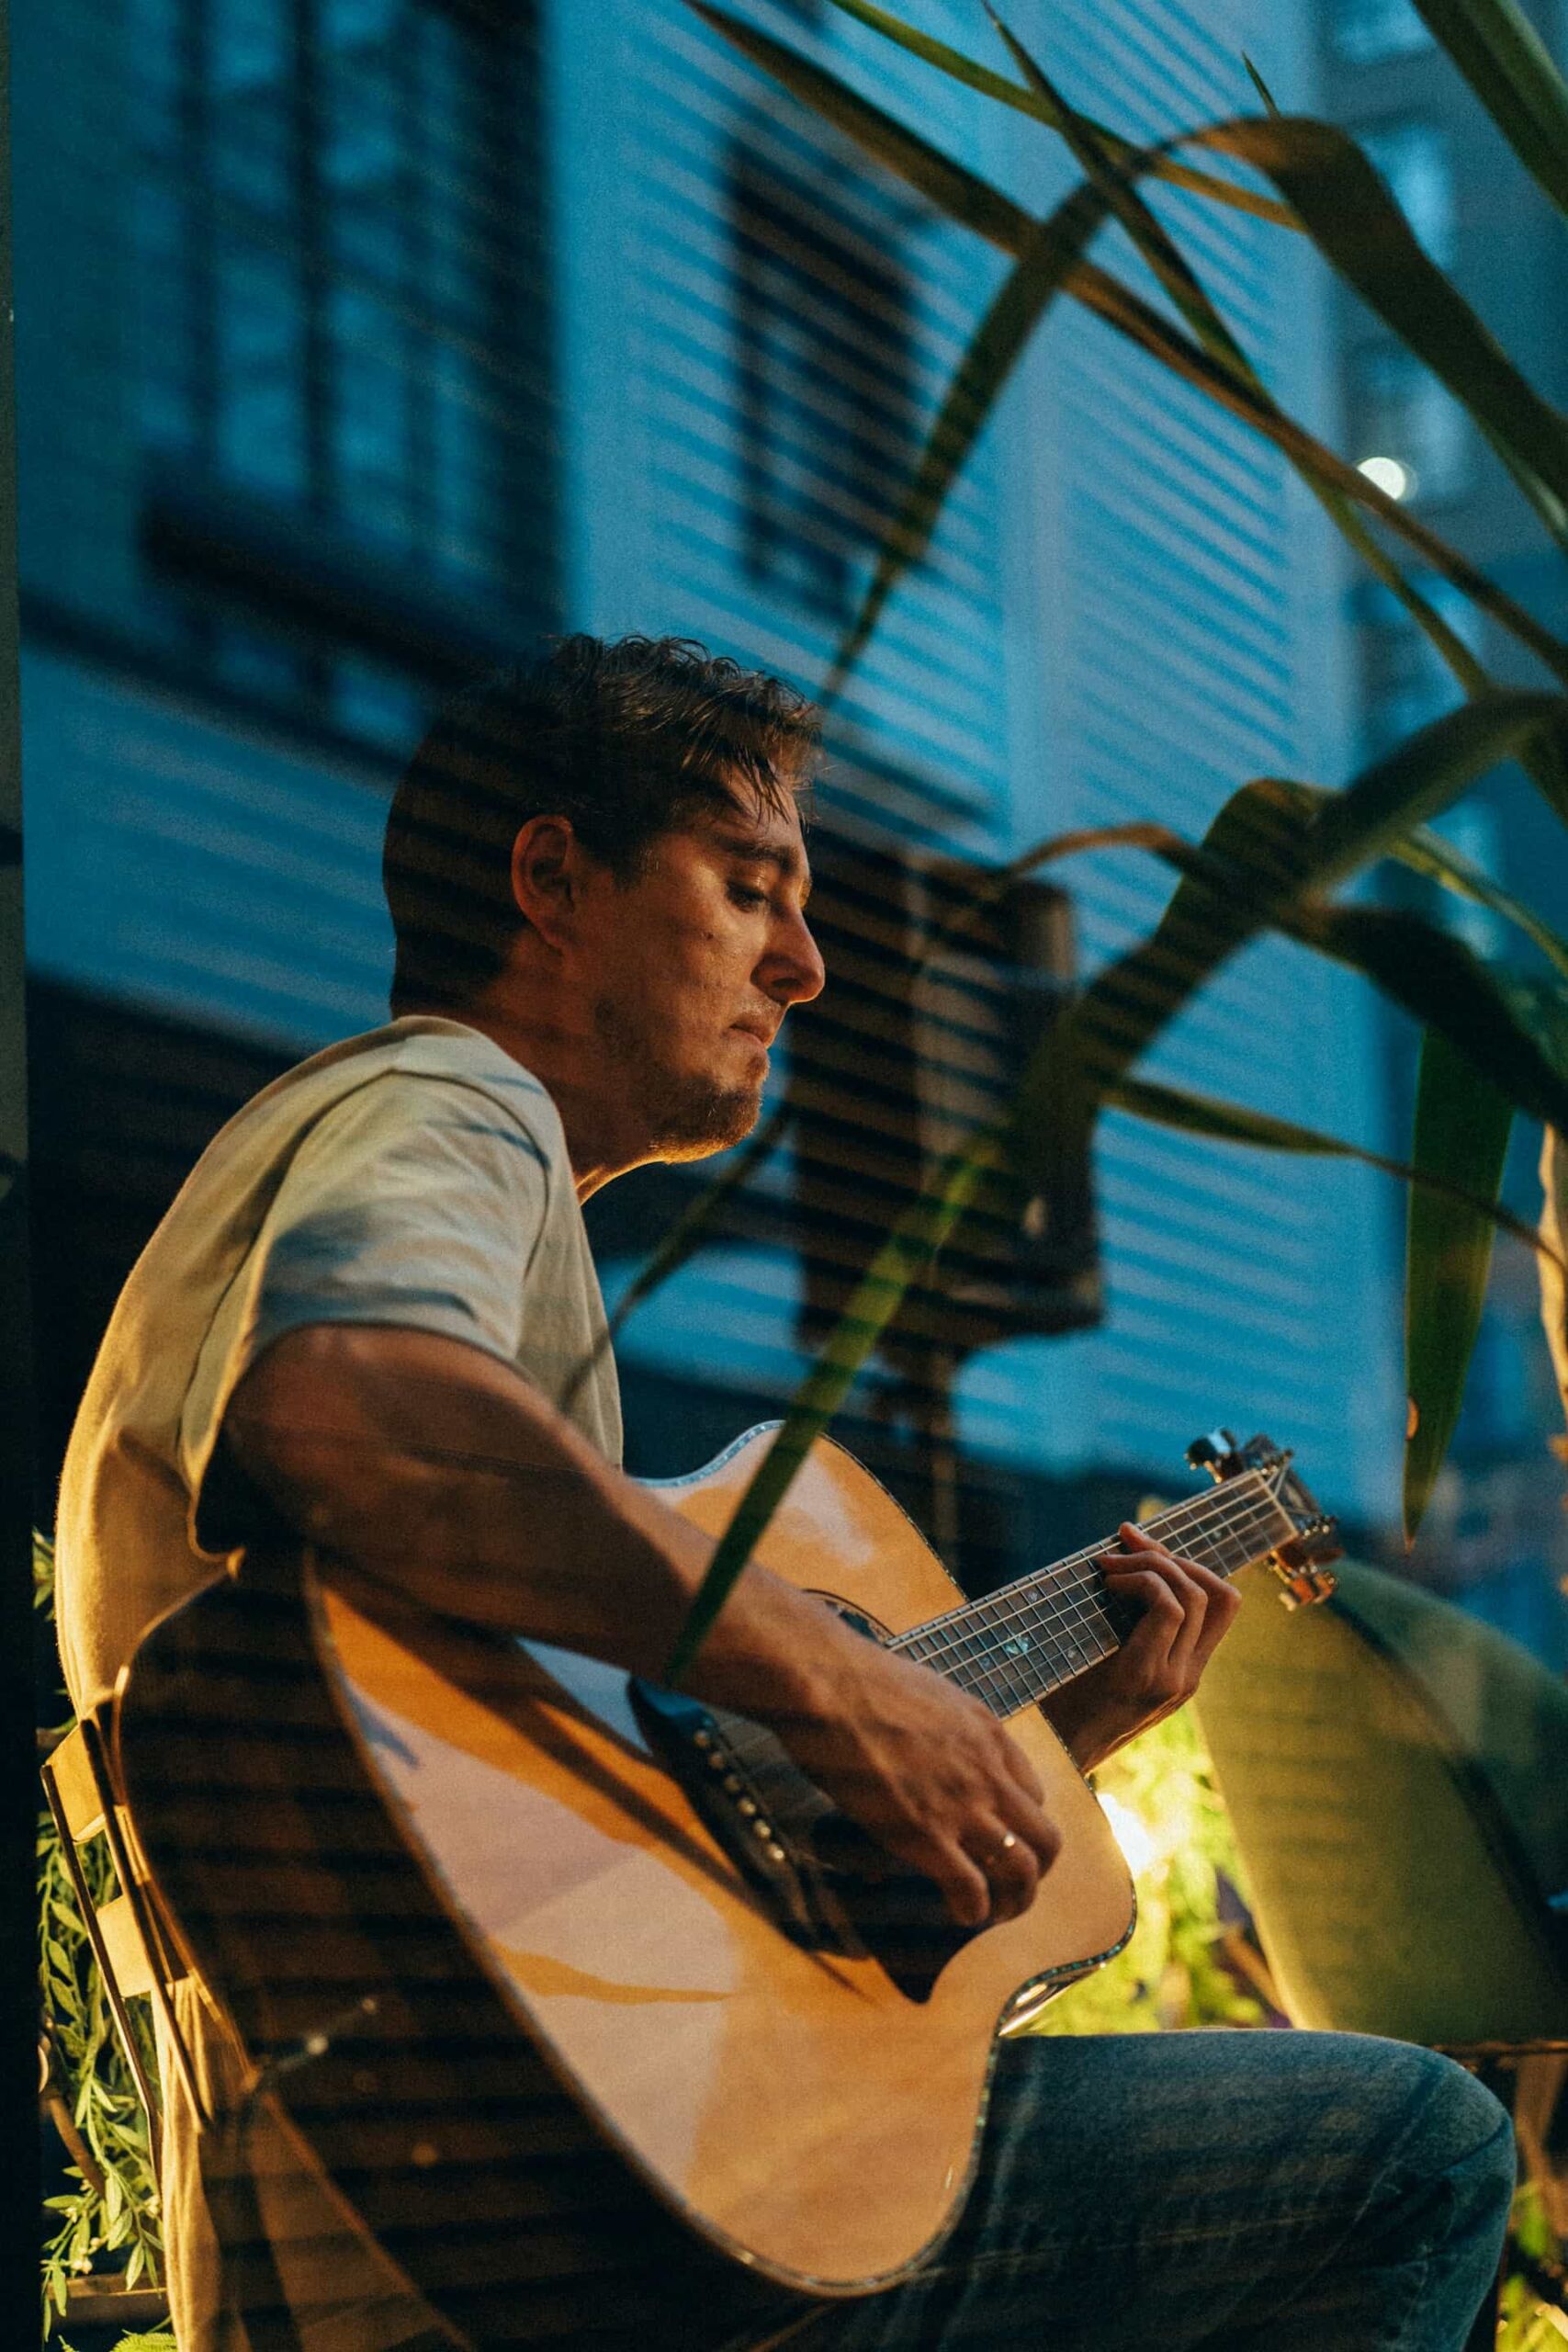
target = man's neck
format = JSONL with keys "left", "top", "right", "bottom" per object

{"left": 400, "top": 997, "right": 640, "bottom": 1204}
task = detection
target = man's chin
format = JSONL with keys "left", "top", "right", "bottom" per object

{"left": 651, "top": 1080, "right": 764, "bottom": 1161}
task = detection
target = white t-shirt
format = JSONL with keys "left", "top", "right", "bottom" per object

{"left": 54, "top": 1016, "right": 623, "bottom": 2352}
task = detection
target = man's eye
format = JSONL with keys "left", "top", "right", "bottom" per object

{"left": 729, "top": 884, "right": 768, "bottom": 910}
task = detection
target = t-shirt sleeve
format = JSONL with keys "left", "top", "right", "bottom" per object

{"left": 178, "top": 1070, "right": 555, "bottom": 1556}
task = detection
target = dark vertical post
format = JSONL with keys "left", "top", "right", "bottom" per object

{"left": 0, "top": 0, "right": 34, "bottom": 2324}
{"left": 0, "top": 0, "right": 37, "bottom": 2334}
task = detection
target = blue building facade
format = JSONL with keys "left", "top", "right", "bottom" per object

{"left": 16, "top": 0, "right": 1404, "bottom": 1558}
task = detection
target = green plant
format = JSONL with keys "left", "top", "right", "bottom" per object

{"left": 36, "top": 1532, "right": 165, "bottom": 2325}
{"left": 1028, "top": 1709, "right": 1265, "bottom": 2037}
{"left": 637, "top": 0, "right": 1568, "bottom": 1678}
{"left": 60, "top": 2335, "right": 179, "bottom": 2352}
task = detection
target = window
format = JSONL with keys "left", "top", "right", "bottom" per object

{"left": 729, "top": 120, "right": 919, "bottom": 625}
{"left": 1361, "top": 122, "right": 1455, "bottom": 268}
{"left": 129, "top": 0, "right": 555, "bottom": 724}
{"left": 1353, "top": 572, "right": 1480, "bottom": 753}
{"left": 1348, "top": 341, "right": 1470, "bottom": 503}
{"left": 1329, "top": 0, "right": 1433, "bottom": 65}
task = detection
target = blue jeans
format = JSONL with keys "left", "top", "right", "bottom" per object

{"left": 727, "top": 2030, "right": 1515, "bottom": 2352}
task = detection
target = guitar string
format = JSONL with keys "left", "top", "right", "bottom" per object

{"left": 988, "top": 1494, "right": 1289, "bottom": 1712}
{"left": 891, "top": 1485, "right": 1291, "bottom": 1713}
{"left": 971, "top": 1491, "right": 1284, "bottom": 1679}
{"left": 890, "top": 1478, "right": 1280, "bottom": 1679}
{"left": 895, "top": 1474, "right": 1279, "bottom": 1659}
{"left": 949, "top": 1494, "right": 1288, "bottom": 1717}
{"left": 891, "top": 1487, "right": 1281, "bottom": 1713}
{"left": 966, "top": 1496, "right": 1287, "bottom": 1714}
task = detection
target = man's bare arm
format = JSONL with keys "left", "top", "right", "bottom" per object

{"left": 220, "top": 1323, "right": 1061, "bottom": 1928}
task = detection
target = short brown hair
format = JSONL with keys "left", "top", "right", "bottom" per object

{"left": 383, "top": 634, "right": 820, "bottom": 1012}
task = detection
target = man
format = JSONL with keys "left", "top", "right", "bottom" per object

{"left": 57, "top": 635, "right": 1513, "bottom": 2350}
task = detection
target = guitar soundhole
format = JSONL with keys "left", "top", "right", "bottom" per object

{"left": 628, "top": 1678, "right": 974, "bottom": 2002}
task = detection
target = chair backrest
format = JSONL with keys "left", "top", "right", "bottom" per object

{"left": 1192, "top": 1559, "right": 1568, "bottom": 2047}
{"left": 40, "top": 1710, "right": 180, "bottom": 2175}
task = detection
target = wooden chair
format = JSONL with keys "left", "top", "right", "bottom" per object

{"left": 40, "top": 1705, "right": 207, "bottom": 2195}
{"left": 1192, "top": 1557, "right": 1568, "bottom": 2345}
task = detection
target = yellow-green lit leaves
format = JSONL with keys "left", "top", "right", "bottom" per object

{"left": 1403, "top": 1030, "right": 1515, "bottom": 1540}
{"left": 1413, "top": 0, "right": 1568, "bottom": 226}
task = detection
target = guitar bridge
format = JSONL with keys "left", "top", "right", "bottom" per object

{"left": 627, "top": 1679, "right": 972, "bottom": 2001}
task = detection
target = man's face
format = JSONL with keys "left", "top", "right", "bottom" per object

{"left": 577, "top": 787, "right": 825, "bottom": 1161}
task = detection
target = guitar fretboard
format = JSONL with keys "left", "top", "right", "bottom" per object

{"left": 890, "top": 1472, "right": 1291, "bottom": 1718}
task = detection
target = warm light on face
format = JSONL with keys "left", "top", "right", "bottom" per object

{"left": 1099, "top": 1792, "right": 1156, "bottom": 1879}
{"left": 1357, "top": 454, "right": 1413, "bottom": 500}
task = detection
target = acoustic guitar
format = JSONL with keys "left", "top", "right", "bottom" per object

{"left": 113, "top": 1422, "right": 1338, "bottom": 2343}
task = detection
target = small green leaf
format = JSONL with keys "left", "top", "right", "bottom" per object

{"left": 1403, "top": 1029, "right": 1515, "bottom": 1540}
{"left": 1242, "top": 53, "right": 1282, "bottom": 115}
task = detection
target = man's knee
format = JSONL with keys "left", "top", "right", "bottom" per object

{"left": 1402, "top": 2048, "right": 1515, "bottom": 2193}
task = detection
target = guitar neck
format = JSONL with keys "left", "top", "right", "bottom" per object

{"left": 889, "top": 1472, "right": 1292, "bottom": 1719}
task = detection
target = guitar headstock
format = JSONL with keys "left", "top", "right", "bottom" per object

{"left": 1186, "top": 1428, "right": 1340, "bottom": 1609}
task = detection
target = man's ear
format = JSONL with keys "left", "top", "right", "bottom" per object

{"left": 509, "top": 815, "right": 587, "bottom": 951}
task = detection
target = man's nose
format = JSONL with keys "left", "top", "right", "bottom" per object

{"left": 770, "top": 907, "right": 826, "bottom": 1006}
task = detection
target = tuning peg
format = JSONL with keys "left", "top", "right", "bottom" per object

{"left": 1186, "top": 1429, "right": 1240, "bottom": 1476}
{"left": 1273, "top": 1565, "right": 1338, "bottom": 1611}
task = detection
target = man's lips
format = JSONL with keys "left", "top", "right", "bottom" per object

{"left": 730, "top": 1020, "right": 778, "bottom": 1049}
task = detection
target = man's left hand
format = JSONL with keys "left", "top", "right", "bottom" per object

{"left": 1040, "top": 1521, "right": 1241, "bottom": 1773}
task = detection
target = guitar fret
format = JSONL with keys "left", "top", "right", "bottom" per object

{"left": 893, "top": 1476, "right": 1290, "bottom": 1717}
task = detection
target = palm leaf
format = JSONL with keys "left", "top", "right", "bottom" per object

{"left": 1108, "top": 1070, "right": 1553, "bottom": 1265}
{"left": 1403, "top": 1029, "right": 1515, "bottom": 1538}
{"left": 977, "top": 18, "right": 1516, "bottom": 724}
{"left": 1412, "top": 0, "right": 1568, "bottom": 223}
{"left": 663, "top": 1132, "right": 1005, "bottom": 1679}
{"left": 1390, "top": 823, "right": 1568, "bottom": 981}
{"left": 820, "top": 0, "right": 1297, "bottom": 225}
{"left": 693, "top": 4, "right": 1568, "bottom": 690}
{"left": 1190, "top": 115, "right": 1568, "bottom": 546}
{"left": 826, "top": 182, "right": 1119, "bottom": 689}
{"left": 1285, "top": 898, "right": 1568, "bottom": 1133}
{"left": 1018, "top": 695, "right": 1568, "bottom": 1220}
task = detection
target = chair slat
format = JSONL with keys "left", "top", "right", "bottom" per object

{"left": 47, "top": 1721, "right": 107, "bottom": 1840}
{"left": 96, "top": 1894, "right": 155, "bottom": 2001}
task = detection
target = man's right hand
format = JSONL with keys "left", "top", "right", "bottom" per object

{"left": 742, "top": 1615, "right": 1062, "bottom": 1930}
{"left": 222, "top": 1327, "right": 1060, "bottom": 1930}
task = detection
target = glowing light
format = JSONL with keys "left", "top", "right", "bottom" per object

{"left": 1099, "top": 1792, "right": 1156, "bottom": 1878}
{"left": 1357, "top": 454, "right": 1412, "bottom": 500}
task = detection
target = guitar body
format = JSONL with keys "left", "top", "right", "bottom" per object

{"left": 117, "top": 1427, "right": 1135, "bottom": 2336}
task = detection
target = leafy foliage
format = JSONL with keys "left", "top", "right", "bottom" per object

{"left": 1028, "top": 1710, "right": 1266, "bottom": 2037}
{"left": 36, "top": 1532, "right": 165, "bottom": 2326}
{"left": 650, "top": 0, "right": 1568, "bottom": 1627}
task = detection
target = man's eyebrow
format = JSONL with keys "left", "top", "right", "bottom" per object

{"left": 713, "top": 829, "right": 813, "bottom": 904}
